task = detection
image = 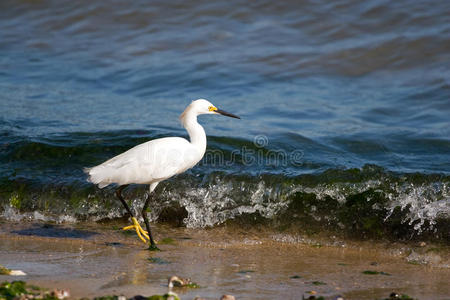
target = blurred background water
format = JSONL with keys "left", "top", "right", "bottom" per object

{"left": 0, "top": 0, "right": 449, "bottom": 241}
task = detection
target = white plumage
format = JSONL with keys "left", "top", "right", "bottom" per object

{"left": 84, "top": 99, "right": 240, "bottom": 249}
{"left": 85, "top": 137, "right": 201, "bottom": 188}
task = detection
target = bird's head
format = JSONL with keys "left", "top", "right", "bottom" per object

{"left": 180, "top": 99, "right": 240, "bottom": 123}
{"left": 193, "top": 99, "right": 240, "bottom": 119}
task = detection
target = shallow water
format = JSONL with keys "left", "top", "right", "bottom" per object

{"left": 1, "top": 222, "right": 450, "bottom": 300}
{"left": 0, "top": 0, "right": 449, "bottom": 240}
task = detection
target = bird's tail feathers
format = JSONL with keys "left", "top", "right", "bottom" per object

{"left": 84, "top": 166, "right": 111, "bottom": 189}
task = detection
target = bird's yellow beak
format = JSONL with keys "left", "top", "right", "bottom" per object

{"left": 209, "top": 106, "right": 240, "bottom": 119}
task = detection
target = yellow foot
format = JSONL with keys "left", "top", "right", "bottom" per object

{"left": 122, "top": 217, "right": 149, "bottom": 243}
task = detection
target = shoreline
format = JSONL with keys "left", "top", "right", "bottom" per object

{"left": 0, "top": 221, "right": 449, "bottom": 299}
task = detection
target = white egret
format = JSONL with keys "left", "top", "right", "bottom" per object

{"left": 84, "top": 99, "right": 240, "bottom": 250}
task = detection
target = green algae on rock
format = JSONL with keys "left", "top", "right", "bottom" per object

{"left": 0, "top": 281, "right": 62, "bottom": 300}
{"left": 0, "top": 266, "right": 11, "bottom": 275}
{"left": 0, "top": 281, "right": 182, "bottom": 300}
{"left": 147, "top": 293, "right": 180, "bottom": 300}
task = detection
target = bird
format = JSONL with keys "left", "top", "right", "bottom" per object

{"left": 84, "top": 99, "right": 240, "bottom": 250}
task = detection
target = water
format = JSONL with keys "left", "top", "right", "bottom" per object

{"left": 0, "top": 0, "right": 449, "bottom": 241}
{"left": 2, "top": 225, "right": 450, "bottom": 299}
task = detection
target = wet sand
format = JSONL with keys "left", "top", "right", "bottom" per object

{"left": 0, "top": 221, "right": 449, "bottom": 300}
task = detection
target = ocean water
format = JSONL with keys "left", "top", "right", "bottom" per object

{"left": 0, "top": 0, "right": 449, "bottom": 241}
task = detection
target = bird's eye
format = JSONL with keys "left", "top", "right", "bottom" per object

{"left": 208, "top": 106, "right": 215, "bottom": 111}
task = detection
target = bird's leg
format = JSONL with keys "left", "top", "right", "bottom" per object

{"left": 116, "top": 185, "right": 132, "bottom": 215}
{"left": 116, "top": 185, "right": 149, "bottom": 243}
{"left": 142, "top": 191, "right": 159, "bottom": 251}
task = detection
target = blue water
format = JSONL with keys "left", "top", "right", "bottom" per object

{"left": 0, "top": 0, "right": 449, "bottom": 239}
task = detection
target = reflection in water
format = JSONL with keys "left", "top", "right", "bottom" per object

{"left": 11, "top": 223, "right": 98, "bottom": 239}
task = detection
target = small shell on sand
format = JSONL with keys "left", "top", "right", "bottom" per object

{"left": 168, "top": 275, "right": 190, "bottom": 288}
{"left": 50, "top": 289, "right": 70, "bottom": 299}
{"left": 9, "top": 270, "right": 27, "bottom": 276}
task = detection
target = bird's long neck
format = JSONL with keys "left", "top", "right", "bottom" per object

{"left": 182, "top": 111, "right": 207, "bottom": 155}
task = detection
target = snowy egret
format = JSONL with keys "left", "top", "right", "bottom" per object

{"left": 84, "top": 99, "right": 240, "bottom": 250}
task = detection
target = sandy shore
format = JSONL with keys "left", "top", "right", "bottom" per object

{"left": 0, "top": 221, "right": 449, "bottom": 300}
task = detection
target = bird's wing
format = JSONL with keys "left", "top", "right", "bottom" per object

{"left": 85, "top": 137, "right": 201, "bottom": 188}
